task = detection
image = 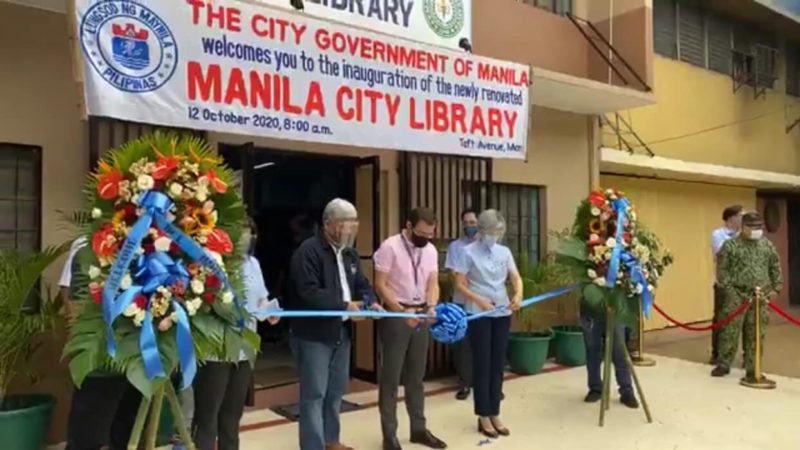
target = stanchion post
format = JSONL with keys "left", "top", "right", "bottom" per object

{"left": 740, "top": 287, "right": 776, "bottom": 390}
{"left": 632, "top": 299, "right": 656, "bottom": 367}
{"left": 599, "top": 309, "right": 614, "bottom": 427}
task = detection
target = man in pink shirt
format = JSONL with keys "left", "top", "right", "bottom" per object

{"left": 374, "top": 208, "right": 447, "bottom": 450}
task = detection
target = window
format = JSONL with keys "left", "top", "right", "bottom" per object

{"left": 522, "top": 0, "right": 571, "bottom": 16}
{"left": 653, "top": 0, "right": 778, "bottom": 86}
{"left": 654, "top": 0, "right": 678, "bottom": 58}
{"left": 489, "top": 184, "right": 542, "bottom": 266}
{"left": 787, "top": 43, "right": 800, "bottom": 97}
{"left": 461, "top": 182, "right": 542, "bottom": 265}
{"left": 0, "top": 144, "right": 41, "bottom": 251}
{"left": 678, "top": 3, "right": 705, "bottom": 67}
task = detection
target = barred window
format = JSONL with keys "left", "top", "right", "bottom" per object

{"left": 522, "top": 0, "right": 571, "bottom": 16}
{"left": 678, "top": 3, "right": 705, "bottom": 67}
{"left": 0, "top": 144, "right": 41, "bottom": 251}
{"left": 707, "top": 15, "right": 732, "bottom": 75}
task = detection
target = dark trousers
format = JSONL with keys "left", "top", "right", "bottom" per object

{"left": 711, "top": 284, "right": 724, "bottom": 359}
{"left": 378, "top": 318, "right": 429, "bottom": 439}
{"left": 291, "top": 331, "right": 351, "bottom": 450}
{"left": 452, "top": 332, "right": 472, "bottom": 389}
{"left": 468, "top": 316, "right": 511, "bottom": 417}
{"left": 66, "top": 375, "right": 141, "bottom": 450}
{"left": 580, "top": 315, "right": 632, "bottom": 395}
{"left": 192, "top": 361, "right": 253, "bottom": 450}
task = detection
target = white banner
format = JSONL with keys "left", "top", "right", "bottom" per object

{"left": 251, "top": 0, "right": 472, "bottom": 50}
{"left": 76, "top": 0, "right": 529, "bottom": 159}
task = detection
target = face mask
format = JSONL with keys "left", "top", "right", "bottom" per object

{"left": 410, "top": 230, "right": 429, "bottom": 248}
{"left": 481, "top": 234, "right": 498, "bottom": 248}
{"left": 748, "top": 230, "right": 764, "bottom": 240}
{"left": 464, "top": 226, "right": 478, "bottom": 239}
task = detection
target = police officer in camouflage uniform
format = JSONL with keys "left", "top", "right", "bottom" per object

{"left": 711, "top": 212, "right": 782, "bottom": 383}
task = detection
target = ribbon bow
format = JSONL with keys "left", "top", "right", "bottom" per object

{"left": 100, "top": 191, "right": 243, "bottom": 390}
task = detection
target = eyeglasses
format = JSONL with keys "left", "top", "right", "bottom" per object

{"left": 412, "top": 228, "right": 435, "bottom": 239}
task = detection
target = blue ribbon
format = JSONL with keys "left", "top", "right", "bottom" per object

{"left": 100, "top": 190, "right": 241, "bottom": 389}
{"left": 252, "top": 286, "right": 579, "bottom": 344}
{"left": 604, "top": 197, "right": 652, "bottom": 318}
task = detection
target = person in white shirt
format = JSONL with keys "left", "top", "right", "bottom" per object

{"left": 192, "top": 216, "right": 278, "bottom": 450}
{"left": 444, "top": 209, "right": 478, "bottom": 400}
{"left": 709, "top": 204, "right": 743, "bottom": 365}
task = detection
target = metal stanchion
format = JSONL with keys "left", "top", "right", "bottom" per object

{"left": 740, "top": 287, "right": 776, "bottom": 390}
{"left": 632, "top": 299, "right": 656, "bottom": 367}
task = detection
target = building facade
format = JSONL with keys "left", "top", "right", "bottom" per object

{"left": 0, "top": 0, "right": 654, "bottom": 443}
{"left": 601, "top": 0, "right": 800, "bottom": 331}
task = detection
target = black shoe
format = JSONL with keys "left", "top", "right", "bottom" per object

{"left": 745, "top": 372, "right": 777, "bottom": 386}
{"left": 477, "top": 419, "right": 498, "bottom": 439}
{"left": 711, "top": 365, "right": 730, "bottom": 377}
{"left": 383, "top": 436, "right": 402, "bottom": 450}
{"left": 584, "top": 391, "right": 602, "bottom": 403}
{"left": 500, "top": 392, "right": 505, "bottom": 401}
{"left": 410, "top": 430, "right": 447, "bottom": 449}
{"left": 455, "top": 387, "right": 470, "bottom": 400}
{"left": 620, "top": 392, "right": 640, "bottom": 409}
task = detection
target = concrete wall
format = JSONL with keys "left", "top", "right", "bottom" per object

{"left": 606, "top": 55, "right": 800, "bottom": 174}
{"left": 0, "top": 3, "right": 87, "bottom": 444}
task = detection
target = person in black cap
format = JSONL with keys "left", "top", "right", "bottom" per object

{"left": 712, "top": 212, "right": 782, "bottom": 383}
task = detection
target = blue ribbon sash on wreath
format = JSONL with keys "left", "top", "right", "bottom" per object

{"left": 604, "top": 198, "right": 652, "bottom": 317}
{"left": 100, "top": 190, "right": 245, "bottom": 390}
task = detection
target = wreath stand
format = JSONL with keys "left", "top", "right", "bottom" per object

{"left": 598, "top": 309, "right": 654, "bottom": 427}
{"left": 127, "top": 381, "right": 197, "bottom": 450}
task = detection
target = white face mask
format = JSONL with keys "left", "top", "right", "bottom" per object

{"left": 481, "top": 234, "right": 499, "bottom": 248}
{"left": 749, "top": 229, "right": 764, "bottom": 240}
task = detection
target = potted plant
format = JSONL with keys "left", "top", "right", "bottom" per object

{"left": 0, "top": 244, "right": 69, "bottom": 450}
{"left": 507, "top": 251, "right": 565, "bottom": 375}
{"left": 546, "top": 229, "right": 586, "bottom": 367}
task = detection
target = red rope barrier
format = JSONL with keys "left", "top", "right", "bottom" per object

{"left": 767, "top": 302, "right": 800, "bottom": 328}
{"left": 652, "top": 301, "right": 751, "bottom": 331}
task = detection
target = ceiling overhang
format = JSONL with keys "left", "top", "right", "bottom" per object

{"left": 601, "top": 147, "right": 800, "bottom": 190}
{"left": 531, "top": 68, "right": 655, "bottom": 115}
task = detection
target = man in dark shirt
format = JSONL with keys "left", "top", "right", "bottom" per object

{"left": 61, "top": 238, "right": 141, "bottom": 450}
{"left": 287, "top": 198, "right": 378, "bottom": 450}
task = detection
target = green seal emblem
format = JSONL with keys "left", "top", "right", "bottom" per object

{"left": 423, "top": 0, "right": 465, "bottom": 39}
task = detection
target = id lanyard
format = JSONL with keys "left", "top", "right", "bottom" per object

{"left": 402, "top": 237, "right": 423, "bottom": 303}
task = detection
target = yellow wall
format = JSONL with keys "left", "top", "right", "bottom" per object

{"left": 601, "top": 175, "right": 755, "bottom": 330}
{"left": 606, "top": 56, "right": 800, "bottom": 174}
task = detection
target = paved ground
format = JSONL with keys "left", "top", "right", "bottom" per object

{"left": 647, "top": 321, "right": 800, "bottom": 379}
{"left": 238, "top": 355, "right": 799, "bottom": 450}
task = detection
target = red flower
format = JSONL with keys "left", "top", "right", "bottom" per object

{"left": 92, "top": 224, "right": 118, "bottom": 258}
{"left": 171, "top": 281, "right": 185, "bottom": 298}
{"left": 622, "top": 232, "right": 632, "bottom": 245}
{"left": 205, "top": 274, "right": 221, "bottom": 290}
{"left": 588, "top": 191, "right": 606, "bottom": 208}
{"left": 97, "top": 171, "right": 124, "bottom": 200}
{"left": 134, "top": 294, "right": 148, "bottom": 309}
{"left": 142, "top": 242, "right": 155, "bottom": 254}
{"left": 206, "top": 229, "right": 233, "bottom": 254}
{"left": 153, "top": 156, "right": 180, "bottom": 180}
{"left": 89, "top": 282, "right": 102, "bottom": 304}
{"left": 205, "top": 170, "right": 228, "bottom": 194}
{"left": 117, "top": 203, "right": 138, "bottom": 225}
{"left": 169, "top": 242, "right": 180, "bottom": 255}
{"left": 202, "top": 292, "right": 215, "bottom": 304}
{"left": 187, "top": 262, "right": 200, "bottom": 276}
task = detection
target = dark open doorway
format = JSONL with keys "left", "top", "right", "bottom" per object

{"left": 786, "top": 198, "right": 800, "bottom": 307}
{"left": 219, "top": 144, "right": 380, "bottom": 390}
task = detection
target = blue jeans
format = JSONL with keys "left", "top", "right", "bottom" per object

{"left": 290, "top": 331, "right": 351, "bottom": 450}
{"left": 580, "top": 315, "right": 633, "bottom": 395}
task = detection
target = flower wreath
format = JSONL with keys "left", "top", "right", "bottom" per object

{"left": 63, "top": 133, "right": 255, "bottom": 396}
{"left": 557, "top": 188, "right": 673, "bottom": 324}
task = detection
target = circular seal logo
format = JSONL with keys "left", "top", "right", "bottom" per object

{"left": 423, "top": 0, "right": 465, "bottom": 39}
{"left": 80, "top": 1, "right": 178, "bottom": 93}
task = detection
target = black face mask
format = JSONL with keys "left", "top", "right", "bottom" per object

{"left": 410, "top": 230, "right": 429, "bottom": 248}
